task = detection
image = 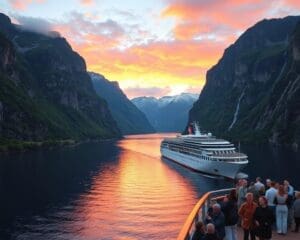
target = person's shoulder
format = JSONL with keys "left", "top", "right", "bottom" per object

{"left": 240, "top": 202, "right": 246, "bottom": 208}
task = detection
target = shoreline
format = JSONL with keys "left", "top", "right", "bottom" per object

{"left": 0, "top": 137, "right": 122, "bottom": 154}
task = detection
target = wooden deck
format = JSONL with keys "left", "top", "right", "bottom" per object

{"left": 237, "top": 228, "right": 298, "bottom": 240}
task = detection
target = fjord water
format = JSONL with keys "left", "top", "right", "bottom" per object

{"left": 0, "top": 134, "right": 299, "bottom": 240}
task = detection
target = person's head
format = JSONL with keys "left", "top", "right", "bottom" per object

{"left": 212, "top": 203, "right": 221, "bottom": 215}
{"left": 243, "top": 179, "right": 248, "bottom": 187}
{"left": 228, "top": 189, "right": 237, "bottom": 201}
{"left": 296, "top": 192, "right": 300, "bottom": 199}
{"left": 266, "top": 179, "right": 271, "bottom": 187}
{"left": 270, "top": 181, "right": 276, "bottom": 188}
{"left": 259, "top": 196, "right": 268, "bottom": 207}
{"left": 275, "top": 182, "right": 280, "bottom": 189}
{"left": 238, "top": 179, "right": 243, "bottom": 187}
{"left": 195, "top": 221, "right": 205, "bottom": 233}
{"left": 256, "top": 177, "right": 261, "bottom": 183}
{"left": 278, "top": 185, "right": 286, "bottom": 195}
{"left": 206, "top": 223, "right": 215, "bottom": 234}
{"left": 246, "top": 193, "right": 253, "bottom": 203}
{"left": 284, "top": 180, "right": 290, "bottom": 186}
{"left": 259, "top": 186, "right": 265, "bottom": 193}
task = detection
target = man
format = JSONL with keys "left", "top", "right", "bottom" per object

{"left": 284, "top": 180, "right": 295, "bottom": 227}
{"left": 205, "top": 223, "right": 219, "bottom": 240}
{"left": 254, "top": 177, "right": 265, "bottom": 191}
{"left": 265, "top": 179, "right": 272, "bottom": 191}
{"left": 284, "top": 180, "right": 294, "bottom": 197}
{"left": 265, "top": 181, "right": 277, "bottom": 214}
{"left": 206, "top": 203, "right": 225, "bottom": 240}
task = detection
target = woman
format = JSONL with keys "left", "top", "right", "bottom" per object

{"left": 253, "top": 196, "right": 275, "bottom": 240}
{"left": 275, "top": 185, "right": 288, "bottom": 235}
{"left": 192, "top": 221, "right": 206, "bottom": 240}
{"left": 238, "top": 192, "right": 257, "bottom": 240}
{"left": 222, "top": 189, "right": 238, "bottom": 240}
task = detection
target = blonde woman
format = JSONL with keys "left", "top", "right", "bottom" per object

{"left": 275, "top": 185, "right": 288, "bottom": 235}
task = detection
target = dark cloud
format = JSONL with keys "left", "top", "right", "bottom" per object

{"left": 14, "top": 15, "right": 54, "bottom": 36}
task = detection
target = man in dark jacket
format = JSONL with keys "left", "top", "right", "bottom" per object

{"left": 221, "top": 189, "right": 238, "bottom": 240}
{"left": 204, "top": 223, "right": 219, "bottom": 240}
{"left": 206, "top": 203, "right": 225, "bottom": 240}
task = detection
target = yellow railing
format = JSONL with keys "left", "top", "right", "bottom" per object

{"left": 177, "top": 188, "right": 235, "bottom": 240}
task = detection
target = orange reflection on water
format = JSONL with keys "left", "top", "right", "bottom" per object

{"left": 68, "top": 134, "right": 198, "bottom": 239}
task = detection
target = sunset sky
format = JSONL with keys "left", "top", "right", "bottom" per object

{"left": 1, "top": 0, "right": 300, "bottom": 98}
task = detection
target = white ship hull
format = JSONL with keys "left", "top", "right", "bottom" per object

{"left": 161, "top": 148, "right": 246, "bottom": 179}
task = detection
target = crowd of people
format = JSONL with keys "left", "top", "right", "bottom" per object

{"left": 192, "top": 177, "right": 300, "bottom": 240}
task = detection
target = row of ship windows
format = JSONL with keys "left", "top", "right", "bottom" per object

{"left": 162, "top": 144, "right": 235, "bottom": 155}
{"left": 169, "top": 147, "right": 213, "bottom": 161}
{"left": 163, "top": 147, "right": 246, "bottom": 162}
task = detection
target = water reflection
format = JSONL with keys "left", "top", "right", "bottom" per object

{"left": 67, "top": 135, "right": 202, "bottom": 239}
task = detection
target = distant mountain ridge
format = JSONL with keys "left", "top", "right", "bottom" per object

{"left": 89, "top": 72, "right": 155, "bottom": 135}
{"left": 188, "top": 16, "right": 300, "bottom": 147}
{"left": 132, "top": 93, "right": 198, "bottom": 132}
{"left": 0, "top": 13, "right": 120, "bottom": 146}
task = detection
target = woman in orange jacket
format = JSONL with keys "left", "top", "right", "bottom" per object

{"left": 238, "top": 193, "right": 258, "bottom": 240}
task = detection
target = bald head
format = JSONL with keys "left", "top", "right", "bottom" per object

{"left": 206, "top": 223, "right": 215, "bottom": 234}
{"left": 212, "top": 203, "right": 221, "bottom": 214}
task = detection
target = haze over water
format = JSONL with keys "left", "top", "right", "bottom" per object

{"left": 0, "top": 134, "right": 299, "bottom": 239}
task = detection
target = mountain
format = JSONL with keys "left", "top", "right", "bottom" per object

{"left": 0, "top": 13, "right": 121, "bottom": 147}
{"left": 188, "top": 16, "right": 300, "bottom": 147}
{"left": 132, "top": 93, "right": 198, "bottom": 132}
{"left": 89, "top": 72, "right": 155, "bottom": 135}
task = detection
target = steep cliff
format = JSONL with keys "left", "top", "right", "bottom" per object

{"left": 0, "top": 13, "right": 121, "bottom": 144}
{"left": 89, "top": 72, "right": 155, "bottom": 135}
{"left": 188, "top": 16, "right": 300, "bottom": 147}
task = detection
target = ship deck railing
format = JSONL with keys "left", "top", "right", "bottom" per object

{"left": 210, "top": 152, "right": 247, "bottom": 158}
{"left": 177, "top": 188, "right": 235, "bottom": 240}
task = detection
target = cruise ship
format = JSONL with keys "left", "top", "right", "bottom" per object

{"left": 160, "top": 123, "right": 248, "bottom": 179}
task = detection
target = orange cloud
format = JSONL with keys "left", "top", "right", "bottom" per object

{"left": 173, "top": 21, "right": 202, "bottom": 40}
{"left": 80, "top": 0, "right": 94, "bottom": 6}
{"left": 8, "top": 0, "right": 45, "bottom": 10}
{"left": 162, "top": 0, "right": 273, "bottom": 40}
{"left": 72, "top": 38, "right": 224, "bottom": 96}
{"left": 284, "top": 0, "right": 300, "bottom": 8}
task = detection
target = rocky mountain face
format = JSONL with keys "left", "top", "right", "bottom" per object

{"left": 132, "top": 93, "right": 198, "bottom": 132}
{"left": 89, "top": 72, "right": 155, "bottom": 135}
{"left": 188, "top": 16, "right": 300, "bottom": 147}
{"left": 0, "top": 13, "right": 121, "bottom": 143}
